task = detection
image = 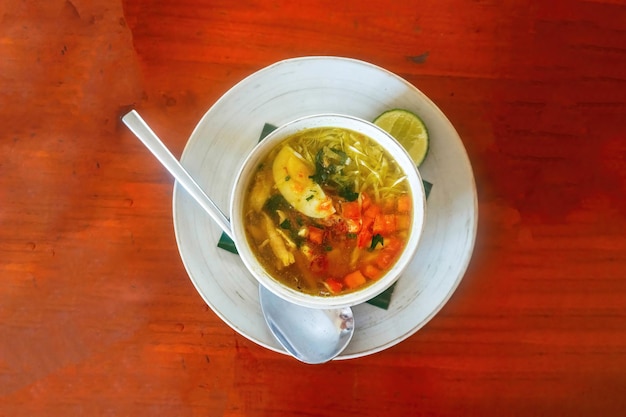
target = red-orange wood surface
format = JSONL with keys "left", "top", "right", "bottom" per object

{"left": 2, "top": 0, "right": 626, "bottom": 415}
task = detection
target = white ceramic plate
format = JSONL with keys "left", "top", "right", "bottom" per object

{"left": 173, "top": 56, "right": 478, "bottom": 359}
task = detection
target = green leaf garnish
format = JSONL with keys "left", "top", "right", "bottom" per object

{"left": 264, "top": 194, "right": 290, "bottom": 212}
{"left": 369, "top": 234, "right": 384, "bottom": 251}
{"left": 310, "top": 147, "right": 350, "bottom": 187}
{"left": 218, "top": 232, "right": 238, "bottom": 254}
{"left": 339, "top": 185, "right": 359, "bottom": 202}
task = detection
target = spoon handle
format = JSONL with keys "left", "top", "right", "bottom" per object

{"left": 122, "top": 110, "right": 234, "bottom": 240}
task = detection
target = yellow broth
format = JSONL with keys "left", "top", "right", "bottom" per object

{"left": 243, "top": 127, "right": 412, "bottom": 296}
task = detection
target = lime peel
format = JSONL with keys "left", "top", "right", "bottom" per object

{"left": 373, "top": 109, "right": 429, "bottom": 166}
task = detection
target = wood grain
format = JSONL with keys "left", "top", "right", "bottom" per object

{"left": 1, "top": 0, "right": 625, "bottom": 415}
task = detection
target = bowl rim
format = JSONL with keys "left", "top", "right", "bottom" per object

{"left": 230, "top": 113, "right": 426, "bottom": 309}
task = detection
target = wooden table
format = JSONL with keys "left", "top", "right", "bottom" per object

{"left": 2, "top": 0, "right": 625, "bottom": 415}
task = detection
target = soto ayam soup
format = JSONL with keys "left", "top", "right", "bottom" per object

{"left": 243, "top": 126, "right": 413, "bottom": 297}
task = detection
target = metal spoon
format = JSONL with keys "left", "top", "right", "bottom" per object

{"left": 121, "top": 110, "right": 355, "bottom": 363}
{"left": 259, "top": 285, "right": 354, "bottom": 364}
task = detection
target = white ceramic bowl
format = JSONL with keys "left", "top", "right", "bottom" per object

{"left": 229, "top": 114, "right": 426, "bottom": 309}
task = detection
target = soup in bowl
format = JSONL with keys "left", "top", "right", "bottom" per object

{"left": 230, "top": 114, "right": 426, "bottom": 309}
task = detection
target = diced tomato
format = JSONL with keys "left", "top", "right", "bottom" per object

{"left": 373, "top": 214, "right": 396, "bottom": 235}
{"left": 344, "top": 270, "right": 367, "bottom": 289}
{"left": 362, "top": 264, "right": 382, "bottom": 280}
{"left": 373, "top": 235, "right": 404, "bottom": 269}
{"left": 308, "top": 226, "right": 324, "bottom": 245}
{"left": 341, "top": 201, "right": 361, "bottom": 221}
{"left": 362, "top": 215, "right": 374, "bottom": 231}
{"left": 356, "top": 214, "right": 375, "bottom": 248}
{"left": 397, "top": 194, "right": 412, "bottom": 213}
{"left": 357, "top": 229, "right": 372, "bottom": 248}
{"left": 383, "top": 236, "right": 403, "bottom": 254}
{"left": 375, "top": 250, "right": 397, "bottom": 270}
{"left": 324, "top": 278, "right": 343, "bottom": 294}
{"left": 363, "top": 204, "right": 381, "bottom": 220}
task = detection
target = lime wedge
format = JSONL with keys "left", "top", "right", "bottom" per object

{"left": 373, "top": 109, "right": 429, "bottom": 166}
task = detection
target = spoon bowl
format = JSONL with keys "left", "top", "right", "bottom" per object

{"left": 259, "top": 285, "right": 354, "bottom": 364}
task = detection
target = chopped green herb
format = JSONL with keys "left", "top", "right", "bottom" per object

{"left": 305, "top": 195, "right": 314, "bottom": 201}
{"left": 324, "top": 245, "right": 333, "bottom": 252}
{"left": 309, "top": 169, "right": 328, "bottom": 185}
{"left": 369, "top": 234, "right": 384, "bottom": 251}
{"left": 264, "top": 194, "right": 290, "bottom": 212}
{"left": 280, "top": 219, "right": 291, "bottom": 230}
{"left": 346, "top": 233, "right": 357, "bottom": 239}
{"left": 285, "top": 175, "right": 291, "bottom": 181}
{"left": 310, "top": 147, "right": 350, "bottom": 187}
{"left": 339, "top": 185, "right": 359, "bottom": 202}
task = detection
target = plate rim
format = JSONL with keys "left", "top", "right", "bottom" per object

{"left": 172, "top": 56, "right": 478, "bottom": 359}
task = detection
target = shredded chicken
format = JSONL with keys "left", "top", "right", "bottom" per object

{"left": 262, "top": 213, "right": 294, "bottom": 268}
